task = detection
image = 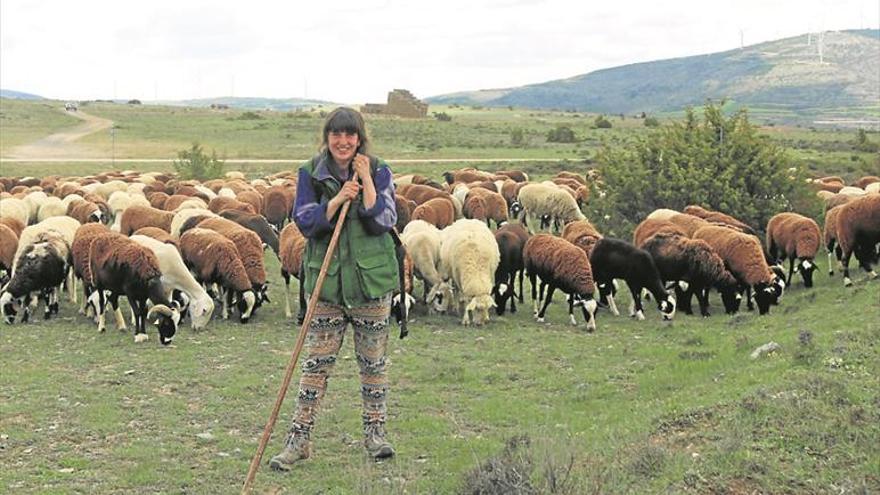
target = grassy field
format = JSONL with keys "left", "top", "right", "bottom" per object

{"left": 1, "top": 246, "right": 877, "bottom": 494}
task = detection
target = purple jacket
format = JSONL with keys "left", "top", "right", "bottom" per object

{"left": 292, "top": 153, "right": 397, "bottom": 239}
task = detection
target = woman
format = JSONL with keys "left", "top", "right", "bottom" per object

{"left": 270, "top": 107, "right": 399, "bottom": 471}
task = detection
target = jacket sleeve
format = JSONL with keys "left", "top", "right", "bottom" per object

{"left": 293, "top": 167, "right": 334, "bottom": 238}
{"left": 358, "top": 164, "right": 398, "bottom": 235}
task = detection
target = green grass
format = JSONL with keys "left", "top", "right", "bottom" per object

{"left": 1, "top": 250, "right": 877, "bottom": 494}
{"left": 0, "top": 99, "right": 82, "bottom": 149}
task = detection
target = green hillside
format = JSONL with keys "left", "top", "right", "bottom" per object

{"left": 428, "top": 30, "right": 880, "bottom": 123}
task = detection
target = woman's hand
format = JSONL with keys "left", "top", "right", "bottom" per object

{"left": 352, "top": 154, "right": 371, "bottom": 182}
{"left": 325, "top": 179, "right": 360, "bottom": 221}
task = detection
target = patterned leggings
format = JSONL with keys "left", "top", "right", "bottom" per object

{"left": 288, "top": 295, "right": 391, "bottom": 439}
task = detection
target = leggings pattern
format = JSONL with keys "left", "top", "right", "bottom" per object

{"left": 289, "top": 295, "right": 391, "bottom": 439}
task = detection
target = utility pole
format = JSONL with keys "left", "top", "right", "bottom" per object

{"left": 111, "top": 127, "right": 116, "bottom": 167}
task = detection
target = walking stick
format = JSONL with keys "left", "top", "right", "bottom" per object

{"left": 241, "top": 200, "right": 351, "bottom": 494}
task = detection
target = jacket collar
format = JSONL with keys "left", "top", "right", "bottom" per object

{"left": 313, "top": 151, "right": 353, "bottom": 183}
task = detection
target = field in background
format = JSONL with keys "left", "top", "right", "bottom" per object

{"left": 1, "top": 99, "right": 877, "bottom": 181}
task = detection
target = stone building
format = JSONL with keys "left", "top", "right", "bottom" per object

{"left": 361, "top": 89, "right": 428, "bottom": 118}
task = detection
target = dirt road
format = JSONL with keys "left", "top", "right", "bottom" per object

{"left": 7, "top": 109, "right": 114, "bottom": 159}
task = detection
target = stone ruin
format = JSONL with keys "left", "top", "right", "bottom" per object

{"left": 361, "top": 89, "right": 428, "bottom": 118}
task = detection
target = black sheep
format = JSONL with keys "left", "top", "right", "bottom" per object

{"left": 0, "top": 238, "right": 68, "bottom": 323}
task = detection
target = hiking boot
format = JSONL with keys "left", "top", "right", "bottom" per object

{"left": 268, "top": 433, "right": 311, "bottom": 471}
{"left": 364, "top": 423, "right": 395, "bottom": 460}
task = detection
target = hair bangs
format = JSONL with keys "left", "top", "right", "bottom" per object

{"left": 324, "top": 109, "right": 361, "bottom": 135}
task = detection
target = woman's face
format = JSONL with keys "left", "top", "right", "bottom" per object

{"left": 328, "top": 130, "right": 360, "bottom": 166}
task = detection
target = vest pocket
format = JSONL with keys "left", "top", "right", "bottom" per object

{"left": 355, "top": 253, "right": 396, "bottom": 300}
{"left": 306, "top": 257, "right": 339, "bottom": 301}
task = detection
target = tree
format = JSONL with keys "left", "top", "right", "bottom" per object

{"left": 594, "top": 115, "right": 613, "bottom": 129}
{"left": 510, "top": 128, "right": 525, "bottom": 146}
{"left": 173, "top": 143, "right": 226, "bottom": 180}
{"left": 546, "top": 126, "right": 576, "bottom": 143}
{"left": 852, "top": 128, "right": 879, "bottom": 153}
{"left": 585, "top": 102, "right": 819, "bottom": 239}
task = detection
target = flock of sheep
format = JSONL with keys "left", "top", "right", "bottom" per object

{"left": 0, "top": 167, "right": 877, "bottom": 344}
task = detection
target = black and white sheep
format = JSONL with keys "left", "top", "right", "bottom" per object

{"left": 0, "top": 230, "right": 69, "bottom": 323}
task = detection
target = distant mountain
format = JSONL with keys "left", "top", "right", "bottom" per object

{"left": 0, "top": 89, "right": 45, "bottom": 100}
{"left": 154, "top": 96, "right": 336, "bottom": 111}
{"left": 427, "top": 29, "right": 880, "bottom": 121}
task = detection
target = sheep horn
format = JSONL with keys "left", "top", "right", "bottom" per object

{"left": 147, "top": 304, "right": 174, "bottom": 322}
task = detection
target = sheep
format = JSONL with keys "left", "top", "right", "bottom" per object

{"left": 219, "top": 209, "right": 280, "bottom": 257}
{"left": 394, "top": 194, "right": 417, "bottom": 233}
{"left": 438, "top": 219, "right": 499, "bottom": 325}
{"left": 0, "top": 224, "right": 19, "bottom": 285}
{"left": 119, "top": 204, "right": 175, "bottom": 236}
{"left": 833, "top": 194, "right": 880, "bottom": 286}
{"left": 646, "top": 208, "right": 681, "bottom": 222}
{"left": 838, "top": 186, "right": 867, "bottom": 197}
{"left": 179, "top": 228, "right": 256, "bottom": 322}
{"left": 208, "top": 196, "right": 256, "bottom": 215}
{"left": 555, "top": 171, "right": 587, "bottom": 186}
{"left": 401, "top": 220, "right": 452, "bottom": 314}
{"left": 467, "top": 187, "right": 509, "bottom": 227}
{"left": 66, "top": 199, "right": 104, "bottom": 224}
{"left": 107, "top": 191, "right": 150, "bottom": 229}
{"left": 522, "top": 234, "right": 598, "bottom": 329}
{"left": 225, "top": 171, "right": 246, "bottom": 180}
{"left": 36, "top": 197, "right": 68, "bottom": 222}
{"left": 170, "top": 208, "right": 218, "bottom": 239}
{"left": 684, "top": 205, "right": 757, "bottom": 236}
{"left": 164, "top": 195, "right": 207, "bottom": 211}
{"left": 632, "top": 218, "right": 686, "bottom": 248}
{"left": 279, "top": 222, "right": 307, "bottom": 321}
{"left": 130, "top": 235, "right": 215, "bottom": 330}
{"left": 867, "top": 182, "right": 880, "bottom": 195}
{"left": 196, "top": 217, "right": 269, "bottom": 306}
{"left": 561, "top": 219, "right": 604, "bottom": 259}
{"left": 22, "top": 191, "right": 49, "bottom": 224}
{"left": 589, "top": 238, "right": 677, "bottom": 321}
{"left": 71, "top": 223, "right": 110, "bottom": 315}
{"left": 463, "top": 194, "right": 488, "bottom": 223}
{"left": 667, "top": 213, "right": 710, "bottom": 237}
{"left": 0, "top": 230, "right": 70, "bottom": 323}
{"left": 494, "top": 170, "right": 530, "bottom": 183}
{"left": 132, "top": 227, "right": 178, "bottom": 246}
{"left": 493, "top": 222, "right": 529, "bottom": 315}
{"left": 853, "top": 176, "right": 880, "bottom": 189}
{"left": 693, "top": 226, "right": 782, "bottom": 315}
{"left": 411, "top": 197, "right": 455, "bottom": 229}
{"left": 0, "top": 217, "right": 25, "bottom": 238}
{"left": 0, "top": 198, "right": 30, "bottom": 227}
{"left": 149, "top": 191, "right": 171, "bottom": 209}
{"left": 823, "top": 193, "right": 855, "bottom": 212}
{"left": 766, "top": 212, "right": 822, "bottom": 287}
{"left": 518, "top": 183, "right": 585, "bottom": 234}
{"left": 823, "top": 205, "right": 845, "bottom": 276}
{"left": 442, "top": 168, "right": 494, "bottom": 184}
{"left": 235, "top": 190, "right": 263, "bottom": 215}
{"left": 263, "top": 185, "right": 296, "bottom": 231}
{"left": 639, "top": 232, "right": 739, "bottom": 317}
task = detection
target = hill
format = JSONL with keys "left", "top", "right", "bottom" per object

{"left": 153, "top": 96, "right": 336, "bottom": 111}
{"left": 0, "top": 89, "right": 45, "bottom": 100}
{"left": 427, "top": 29, "right": 880, "bottom": 122}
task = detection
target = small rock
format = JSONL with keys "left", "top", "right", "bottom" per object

{"left": 196, "top": 432, "right": 214, "bottom": 441}
{"left": 750, "top": 342, "right": 781, "bottom": 359}
{"left": 58, "top": 468, "right": 75, "bottom": 474}
{"left": 124, "top": 370, "right": 135, "bottom": 375}
{"left": 217, "top": 452, "right": 230, "bottom": 457}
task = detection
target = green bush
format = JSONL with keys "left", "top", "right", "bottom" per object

{"left": 643, "top": 116, "right": 660, "bottom": 127}
{"left": 510, "top": 128, "right": 525, "bottom": 146}
{"left": 852, "top": 129, "right": 879, "bottom": 153}
{"left": 433, "top": 111, "right": 452, "bottom": 122}
{"left": 237, "top": 111, "right": 263, "bottom": 120}
{"left": 594, "top": 115, "right": 613, "bottom": 129}
{"left": 586, "top": 102, "right": 819, "bottom": 239}
{"left": 173, "top": 143, "right": 226, "bottom": 180}
{"left": 547, "top": 126, "right": 576, "bottom": 143}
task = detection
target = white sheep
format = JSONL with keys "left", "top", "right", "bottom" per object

{"left": 438, "top": 219, "right": 500, "bottom": 325}
{"left": 401, "top": 220, "right": 452, "bottom": 313}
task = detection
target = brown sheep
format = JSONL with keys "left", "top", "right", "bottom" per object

{"left": 0, "top": 217, "right": 25, "bottom": 238}
{"left": 263, "top": 185, "right": 296, "bottom": 231}
{"left": 148, "top": 191, "right": 170, "bottom": 209}
{"left": 398, "top": 184, "right": 455, "bottom": 207}
{"left": 394, "top": 194, "right": 417, "bottom": 233}
{"left": 163, "top": 194, "right": 203, "bottom": 211}
{"left": 443, "top": 168, "right": 494, "bottom": 184}
{"left": 632, "top": 218, "right": 686, "bottom": 248}
{"left": 693, "top": 225, "right": 781, "bottom": 315}
{"left": 561, "top": 219, "right": 604, "bottom": 260}
{"left": 834, "top": 194, "right": 880, "bottom": 286}
{"left": 766, "top": 212, "right": 822, "bottom": 287}
{"left": 279, "top": 222, "right": 307, "bottom": 320}
{"left": 208, "top": 196, "right": 256, "bottom": 215}
{"left": 196, "top": 217, "right": 268, "bottom": 305}
{"left": 823, "top": 205, "right": 845, "bottom": 276}
{"left": 493, "top": 170, "right": 529, "bottom": 183}
{"left": 71, "top": 223, "right": 110, "bottom": 314}
{"left": 411, "top": 197, "right": 455, "bottom": 229}
{"left": 119, "top": 205, "right": 175, "bottom": 235}
{"left": 467, "top": 187, "right": 509, "bottom": 227}
{"left": 236, "top": 190, "right": 263, "bottom": 215}
{"left": 179, "top": 228, "right": 256, "bottom": 322}
{"left": 853, "top": 175, "right": 880, "bottom": 189}
{"left": 463, "top": 195, "right": 488, "bottom": 223}
{"left": 668, "top": 213, "right": 710, "bottom": 237}
{"left": 132, "top": 227, "right": 178, "bottom": 247}
{"left": 0, "top": 224, "right": 18, "bottom": 282}
{"left": 523, "top": 234, "right": 597, "bottom": 329}
{"left": 66, "top": 199, "right": 104, "bottom": 224}
{"left": 555, "top": 171, "right": 587, "bottom": 186}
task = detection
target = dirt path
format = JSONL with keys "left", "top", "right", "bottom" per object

{"left": 7, "top": 109, "right": 114, "bottom": 159}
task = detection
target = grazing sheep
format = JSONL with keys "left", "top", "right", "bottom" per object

{"left": 693, "top": 226, "right": 782, "bottom": 315}
{"left": 401, "top": 220, "right": 452, "bottom": 314}
{"left": 394, "top": 194, "right": 417, "bottom": 233}
{"left": 561, "top": 220, "right": 604, "bottom": 258}
{"left": 493, "top": 170, "right": 529, "bottom": 182}
{"left": 646, "top": 208, "right": 681, "bottom": 222}
{"left": 463, "top": 194, "right": 488, "bottom": 223}
{"left": 0, "top": 224, "right": 18, "bottom": 284}
{"left": 36, "top": 197, "right": 67, "bottom": 222}
{"left": 66, "top": 199, "right": 104, "bottom": 224}
{"left": 823, "top": 205, "right": 845, "bottom": 276}
{"left": 263, "top": 185, "right": 296, "bottom": 231}
{"left": 518, "top": 183, "right": 585, "bottom": 234}
{"left": 279, "top": 222, "right": 307, "bottom": 320}
{"left": 442, "top": 168, "right": 494, "bottom": 184}
{"left": 438, "top": 219, "right": 499, "bottom": 325}
{"left": 0, "top": 230, "right": 70, "bottom": 323}
{"left": 823, "top": 193, "right": 855, "bottom": 212}
{"left": 667, "top": 213, "right": 710, "bottom": 237}
{"left": 149, "top": 191, "right": 171, "bottom": 209}
{"left": 853, "top": 176, "right": 880, "bottom": 189}
{"left": 838, "top": 186, "right": 867, "bottom": 197}
{"left": 235, "top": 190, "right": 263, "bottom": 215}
{"left": 632, "top": 218, "right": 686, "bottom": 249}
{"left": 219, "top": 209, "right": 280, "bottom": 257}
{"left": 766, "top": 212, "right": 822, "bottom": 287}
{"left": 684, "top": 205, "right": 757, "bottom": 236}
{"left": 523, "top": 234, "right": 598, "bottom": 329}
{"left": 589, "top": 238, "right": 676, "bottom": 321}
{"left": 71, "top": 223, "right": 110, "bottom": 315}
{"left": 0, "top": 217, "right": 25, "bottom": 238}
{"left": 179, "top": 228, "right": 256, "bottom": 322}
{"left": 467, "top": 187, "right": 509, "bottom": 227}
{"left": 411, "top": 197, "right": 455, "bottom": 229}
{"left": 208, "top": 196, "right": 256, "bottom": 215}
{"left": 196, "top": 217, "right": 269, "bottom": 306}
{"left": 119, "top": 204, "right": 175, "bottom": 235}
{"left": 170, "top": 208, "right": 218, "bottom": 239}
{"left": 493, "top": 222, "right": 529, "bottom": 315}
{"left": 0, "top": 198, "right": 30, "bottom": 227}
{"left": 107, "top": 191, "right": 150, "bottom": 230}
{"left": 166, "top": 196, "right": 208, "bottom": 212}
{"left": 639, "top": 232, "right": 739, "bottom": 317}
{"left": 130, "top": 235, "right": 215, "bottom": 330}
{"left": 132, "top": 227, "right": 178, "bottom": 246}
{"left": 833, "top": 194, "right": 880, "bottom": 286}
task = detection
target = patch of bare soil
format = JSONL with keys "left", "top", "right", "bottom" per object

{"left": 7, "top": 109, "right": 113, "bottom": 159}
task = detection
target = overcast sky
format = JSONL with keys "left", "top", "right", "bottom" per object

{"left": 1, "top": 0, "right": 877, "bottom": 103}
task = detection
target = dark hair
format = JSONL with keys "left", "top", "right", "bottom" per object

{"left": 320, "top": 107, "right": 369, "bottom": 154}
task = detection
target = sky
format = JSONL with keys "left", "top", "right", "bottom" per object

{"left": 1, "top": 0, "right": 877, "bottom": 104}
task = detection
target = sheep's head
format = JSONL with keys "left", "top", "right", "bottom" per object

{"left": 147, "top": 303, "right": 180, "bottom": 345}
{"left": 720, "top": 288, "right": 742, "bottom": 314}
{"left": 797, "top": 259, "right": 816, "bottom": 288}
{"left": 657, "top": 295, "right": 676, "bottom": 321}
{"left": 508, "top": 201, "right": 523, "bottom": 219}
{"left": 492, "top": 281, "right": 514, "bottom": 315}
{"left": 0, "top": 291, "right": 18, "bottom": 324}
{"left": 753, "top": 282, "right": 778, "bottom": 315}
{"left": 463, "top": 294, "right": 495, "bottom": 326}
{"left": 189, "top": 294, "right": 215, "bottom": 330}
{"left": 572, "top": 294, "right": 598, "bottom": 332}
{"left": 391, "top": 292, "right": 416, "bottom": 326}
{"left": 238, "top": 290, "right": 257, "bottom": 323}
{"left": 427, "top": 281, "right": 453, "bottom": 314}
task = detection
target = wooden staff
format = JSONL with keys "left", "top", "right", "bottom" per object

{"left": 241, "top": 200, "right": 351, "bottom": 494}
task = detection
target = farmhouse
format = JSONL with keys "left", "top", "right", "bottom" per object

{"left": 361, "top": 89, "right": 428, "bottom": 118}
